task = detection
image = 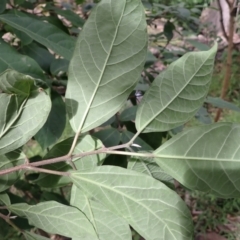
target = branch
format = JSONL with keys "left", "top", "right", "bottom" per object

{"left": 0, "top": 212, "right": 23, "bottom": 233}
{"left": 0, "top": 164, "right": 70, "bottom": 176}
{"left": 217, "top": 0, "right": 229, "bottom": 41}
{"left": 215, "top": 0, "right": 235, "bottom": 122}
{"left": 225, "top": 0, "right": 232, "bottom": 8}
{"left": 0, "top": 142, "right": 154, "bottom": 176}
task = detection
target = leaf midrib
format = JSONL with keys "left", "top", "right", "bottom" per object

{"left": 75, "top": 2, "right": 127, "bottom": 134}
{"left": 156, "top": 154, "right": 240, "bottom": 162}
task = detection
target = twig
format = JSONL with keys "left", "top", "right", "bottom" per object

{"left": 215, "top": 0, "right": 235, "bottom": 122}
{"left": 68, "top": 160, "right": 77, "bottom": 170}
{"left": 217, "top": 0, "right": 229, "bottom": 41}
{"left": 225, "top": 0, "right": 232, "bottom": 9}
{"left": 0, "top": 142, "right": 154, "bottom": 176}
{"left": 27, "top": 166, "right": 70, "bottom": 176}
{"left": 0, "top": 212, "right": 23, "bottom": 233}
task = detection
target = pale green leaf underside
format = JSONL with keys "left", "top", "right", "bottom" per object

{"left": 9, "top": 201, "right": 98, "bottom": 239}
{"left": 71, "top": 185, "right": 131, "bottom": 240}
{"left": 155, "top": 122, "right": 240, "bottom": 198}
{"left": 70, "top": 166, "right": 193, "bottom": 240}
{"left": 66, "top": 0, "right": 147, "bottom": 133}
{"left": 136, "top": 43, "right": 217, "bottom": 133}
{"left": 0, "top": 11, "right": 75, "bottom": 60}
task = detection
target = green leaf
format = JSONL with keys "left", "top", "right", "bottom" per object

{"left": 128, "top": 157, "right": 174, "bottom": 187}
{"left": 50, "top": 59, "right": 69, "bottom": 75}
{"left": 155, "top": 122, "right": 240, "bottom": 198}
{"left": 41, "top": 14, "right": 69, "bottom": 34}
{"left": 34, "top": 162, "right": 70, "bottom": 188}
{"left": 163, "top": 21, "right": 175, "bottom": 42}
{"left": 5, "top": 25, "right": 33, "bottom": 46}
{"left": 9, "top": 201, "right": 98, "bottom": 239}
{"left": 0, "top": 0, "right": 6, "bottom": 14}
{"left": 139, "top": 131, "right": 164, "bottom": 149}
{"left": 93, "top": 128, "right": 120, "bottom": 147}
{"left": 100, "top": 115, "right": 116, "bottom": 127}
{"left": 186, "top": 39, "right": 210, "bottom": 51}
{"left": 0, "top": 11, "right": 75, "bottom": 60}
{"left": 14, "top": 0, "right": 25, "bottom": 5}
{"left": 144, "top": 51, "right": 157, "bottom": 68}
{"left": 23, "top": 232, "right": 49, "bottom": 240}
{"left": 66, "top": 0, "right": 148, "bottom": 133}
{"left": 52, "top": 7, "right": 85, "bottom": 27}
{"left": 177, "top": 7, "right": 191, "bottom": 19}
{"left": 0, "top": 193, "right": 10, "bottom": 205}
{"left": 23, "top": 140, "right": 43, "bottom": 159}
{"left": 0, "top": 39, "right": 45, "bottom": 79}
{"left": 103, "top": 154, "right": 128, "bottom": 168}
{"left": 195, "top": 106, "right": 212, "bottom": 124}
{"left": 0, "top": 70, "right": 34, "bottom": 96}
{"left": 135, "top": 43, "right": 217, "bottom": 133}
{"left": 40, "top": 191, "right": 68, "bottom": 205}
{"left": 70, "top": 166, "right": 193, "bottom": 240}
{"left": 34, "top": 91, "right": 66, "bottom": 150}
{"left": 71, "top": 185, "right": 132, "bottom": 240}
{"left": 17, "top": 1, "right": 35, "bottom": 9}
{"left": 205, "top": 96, "right": 240, "bottom": 112}
{"left": 0, "top": 71, "right": 51, "bottom": 155}
{"left": 0, "top": 218, "right": 19, "bottom": 240}
{"left": 76, "top": 0, "right": 86, "bottom": 4}
{"left": 119, "top": 106, "right": 137, "bottom": 122}
{"left": 20, "top": 42, "right": 54, "bottom": 73}
{"left": 0, "top": 151, "right": 25, "bottom": 192}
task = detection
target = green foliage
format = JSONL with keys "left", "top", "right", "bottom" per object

{"left": 0, "top": 0, "right": 239, "bottom": 239}
{"left": 0, "top": 0, "right": 7, "bottom": 14}
{"left": 0, "top": 11, "right": 75, "bottom": 60}
{"left": 0, "top": 70, "right": 51, "bottom": 155}
{"left": 0, "top": 39, "right": 45, "bottom": 79}
{"left": 0, "top": 151, "right": 25, "bottom": 192}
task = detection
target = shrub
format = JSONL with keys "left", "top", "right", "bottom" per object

{"left": 1, "top": 0, "right": 239, "bottom": 240}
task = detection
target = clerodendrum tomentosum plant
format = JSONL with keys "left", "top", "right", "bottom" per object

{"left": 1, "top": 0, "right": 238, "bottom": 239}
